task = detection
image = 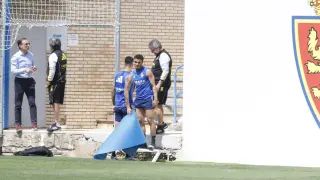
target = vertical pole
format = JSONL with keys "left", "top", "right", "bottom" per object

{"left": 0, "top": 0, "right": 8, "bottom": 154}
{"left": 0, "top": 0, "right": 7, "bottom": 138}
{"left": 3, "top": 0, "right": 10, "bottom": 129}
{"left": 174, "top": 68, "right": 177, "bottom": 123}
{"left": 174, "top": 64, "right": 183, "bottom": 123}
{"left": 115, "top": 0, "right": 121, "bottom": 73}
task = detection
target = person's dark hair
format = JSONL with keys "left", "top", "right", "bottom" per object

{"left": 125, "top": 56, "right": 133, "bottom": 65}
{"left": 49, "top": 38, "right": 62, "bottom": 52}
{"left": 134, "top": 54, "right": 144, "bottom": 61}
{"left": 17, "top": 38, "right": 28, "bottom": 49}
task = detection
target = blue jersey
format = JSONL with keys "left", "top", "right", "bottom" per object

{"left": 133, "top": 66, "right": 153, "bottom": 100}
{"left": 114, "top": 71, "right": 133, "bottom": 108}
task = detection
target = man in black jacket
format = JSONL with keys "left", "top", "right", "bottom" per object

{"left": 149, "top": 39, "right": 172, "bottom": 134}
{"left": 46, "top": 38, "right": 67, "bottom": 132}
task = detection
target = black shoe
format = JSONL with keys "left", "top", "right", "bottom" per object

{"left": 163, "top": 122, "right": 168, "bottom": 129}
{"left": 47, "top": 122, "right": 61, "bottom": 132}
{"left": 147, "top": 144, "right": 155, "bottom": 150}
{"left": 156, "top": 124, "right": 165, "bottom": 134}
{"left": 16, "top": 124, "right": 22, "bottom": 133}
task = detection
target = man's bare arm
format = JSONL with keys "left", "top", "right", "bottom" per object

{"left": 147, "top": 69, "right": 158, "bottom": 102}
{"left": 124, "top": 74, "right": 133, "bottom": 109}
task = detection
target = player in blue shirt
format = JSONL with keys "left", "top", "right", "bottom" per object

{"left": 111, "top": 56, "right": 134, "bottom": 160}
{"left": 125, "top": 54, "right": 158, "bottom": 149}
{"left": 113, "top": 56, "right": 134, "bottom": 124}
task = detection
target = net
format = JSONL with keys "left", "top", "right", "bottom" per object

{"left": 0, "top": 0, "right": 117, "bottom": 50}
{"left": 9, "top": 0, "right": 116, "bottom": 27}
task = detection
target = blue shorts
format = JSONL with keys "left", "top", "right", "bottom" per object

{"left": 134, "top": 98, "right": 154, "bottom": 110}
{"left": 114, "top": 107, "right": 127, "bottom": 122}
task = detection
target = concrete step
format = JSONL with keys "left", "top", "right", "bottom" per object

{"left": 99, "top": 112, "right": 182, "bottom": 130}
{"left": 164, "top": 98, "right": 183, "bottom": 106}
{"left": 98, "top": 117, "right": 182, "bottom": 132}
{"left": 2, "top": 129, "right": 183, "bottom": 158}
{"left": 167, "top": 90, "right": 183, "bottom": 99}
{"left": 163, "top": 115, "right": 182, "bottom": 125}
{"left": 163, "top": 105, "right": 182, "bottom": 115}
{"left": 164, "top": 94, "right": 183, "bottom": 111}
{"left": 174, "top": 78, "right": 183, "bottom": 82}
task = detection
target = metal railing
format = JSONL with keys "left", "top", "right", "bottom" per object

{"left": 173, "top": 64, "right": 183, "bottom": 123}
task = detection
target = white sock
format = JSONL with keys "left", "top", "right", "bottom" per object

{"left": 55, "top": 120, "right": 61, "bottom": 127}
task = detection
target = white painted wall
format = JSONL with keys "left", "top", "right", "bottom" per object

{"left": 181, "top": 0, "right": 320, "bottom": 167}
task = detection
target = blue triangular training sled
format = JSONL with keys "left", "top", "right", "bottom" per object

{"left": 93, "top": 110, "right": 146, "bottom": 160}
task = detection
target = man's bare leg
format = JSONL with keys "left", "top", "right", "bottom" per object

{"left": 157, "top": 105, "right": 164, "bottom": 125}
{"left": 136, "top": 108, "right": 148, "bottom": 148}
{"left": 54, "top": 103, "right": 61, "bottom": 125}
{"left": 146, "top": 109, "right": 156, "bottom": 149}
{"left": 136, "top": 108, "right": 146, "bottom": 134}
{"left": 146, "top": 109, "right": 156, "bottom": 136}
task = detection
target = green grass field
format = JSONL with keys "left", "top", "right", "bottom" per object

{"left": 1, "top": 156, "right": 320, "bottom": 180}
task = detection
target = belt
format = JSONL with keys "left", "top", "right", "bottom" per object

{"left": 15, "top": 77, "right": 34, "bottom": 80}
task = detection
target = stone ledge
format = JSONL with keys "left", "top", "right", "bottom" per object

{"left": 1, "top": 129, "right": 182, "bottom": 158}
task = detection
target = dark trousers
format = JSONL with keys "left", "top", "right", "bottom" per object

{"left": 14, "top": 78, "right": 37, "bottom": 125}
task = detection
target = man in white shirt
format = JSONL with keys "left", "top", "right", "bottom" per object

{"left": 149, "top": 39, "right": 172, "bottom": 134}
{"left": 46, "top": 38, "right": 67, "bottom": 132}
{"left": 11, "top": 38, "right": 38, "bottom": 132}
